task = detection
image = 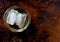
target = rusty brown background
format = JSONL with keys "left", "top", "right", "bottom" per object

{"left": 0, "top": 0, "right": 60, "bottom": 42}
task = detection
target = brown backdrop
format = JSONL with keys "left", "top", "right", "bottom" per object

{"left": 0, "top": 0, "right": 60, "bottom": 42}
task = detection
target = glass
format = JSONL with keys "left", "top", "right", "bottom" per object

{"left": 3, "top": 6, "right": 31, "bottom": 32}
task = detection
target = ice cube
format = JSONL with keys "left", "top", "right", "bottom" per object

{"left": 16, "top": 13, "right": 27, "bottom": 28}
{"left": 6, "top": 9, "right": 18, "bottom": 25}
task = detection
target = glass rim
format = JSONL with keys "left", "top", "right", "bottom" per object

{"left": 3, "top": 5, "right": 31, "bottom": 32}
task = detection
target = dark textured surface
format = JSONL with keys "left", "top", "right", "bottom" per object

{"left": 0, "top": 0, "right": 60, "bottom": 42}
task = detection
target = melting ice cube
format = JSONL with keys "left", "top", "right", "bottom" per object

{"left": 6, "top": 9, "right": 18, "bottom": 25}
{"left": 16, "top": 13, "right": 27, "bottom": 28}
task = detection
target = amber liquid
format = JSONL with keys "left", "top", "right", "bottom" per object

{"left": 15, "top": 8, "right": 26, "bottom": 14}
{"left": 9, "top": 24, "right": 19, "bottom": 29}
